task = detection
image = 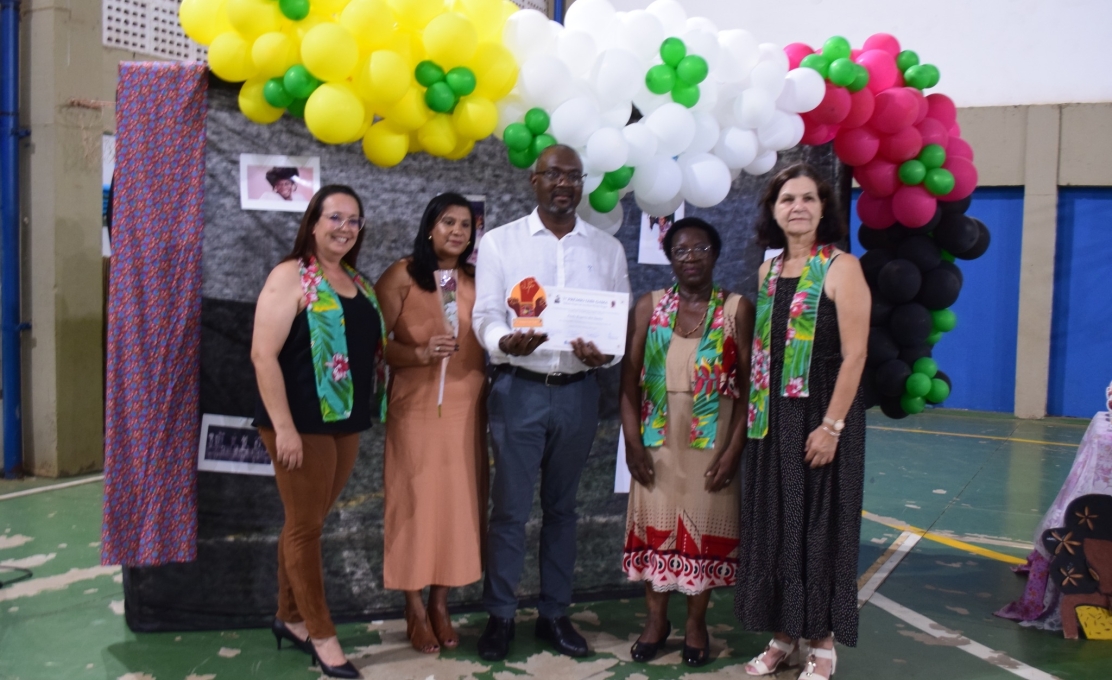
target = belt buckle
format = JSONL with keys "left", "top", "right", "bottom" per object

{"left": 545, "top": 372, "right": 564, "bottom": 387}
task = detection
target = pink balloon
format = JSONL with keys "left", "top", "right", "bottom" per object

{"left": 878, "top": 125, "right": 923, "bottom": 163}
{"left": 949, "top": 123, "right": 962, "bottom": 137}
{"left": 892, "top": 185, "right": 938, "bottom": 228}
{"left": 784, "top": 43, "right": 814, "bottom": 70}
{"left": 941, "top": 156, "right": 979, "bottom": 201}
{"left": 906, "top": 87, "right": 928, "bottom": 124}
{"left": 925, "top": 93, "right": 957, "bottom": 128}
{"left": 946, "top": 135, "right": 974, "bottom": 161}
{"left": 863, "top": 33, "right": 901, "bottom": 58}
{"left": 857, "top": 191, "right": 895, "bottom": 229}
{"left": 854, "top": 158, "right": 900, "bottom": 197}
{"left": 833, "top": 126, "right": 880, "bottom": 166}
{"left": 810, "top": 83, "right": 852, "bottom": 125}
{"left": 855, "top": 50, "right": 898, "bottom": 94}
{"left": 915, "top": 117, "right": 950, "bottom": 148}
{"left": 869, "top": 88, "right": 918, "bottom": 134}
{"left": 841, "top": 88, "right": 875, "bottom": 129}
{"left": 800, "top": 121, "right": 836, "bottom": 146}
{"left": 893, "top": 69, "right": 906, "bottom": 88}
{"left": 850, "top": 48, "right": 863, "bottom": 60}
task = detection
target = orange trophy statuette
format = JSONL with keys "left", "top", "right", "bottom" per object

{"left": 508, "top": 277, "right": 547, "bottom": 328}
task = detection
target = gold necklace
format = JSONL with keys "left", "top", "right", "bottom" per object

{"left": 676, "top": 304, "right": 708, "bottom": 337}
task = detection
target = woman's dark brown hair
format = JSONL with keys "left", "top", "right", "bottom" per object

{"left": 285, "top": 184, "right": 366, "bottom": 268}
{"left": 407, "top": 192, "right": 476, "bottom": 292}
{"left": 755, "top": 163, "right": 847, "bottom": 249}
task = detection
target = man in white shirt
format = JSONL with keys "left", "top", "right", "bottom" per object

{"left": 473, "top": 145, "right": 631, "bottom": 661}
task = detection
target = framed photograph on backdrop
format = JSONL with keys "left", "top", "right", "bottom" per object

{"left": 637, "top": 203, "right": 685, "bottom": 265}
{"left": 466, "top": 194, "right": 485, "bottom": 265}
{"left": 239, "top": 154, "right": 320, "bottom": 212}
{"left": 197, "top": 414, "right": 274, "bottom": 476}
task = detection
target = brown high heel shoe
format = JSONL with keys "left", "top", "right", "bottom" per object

{"left": 428, "top": 604, "right": 460, "bottom": 649}
{"left": 405, "top": 605, "right": 440, "bottom": 654}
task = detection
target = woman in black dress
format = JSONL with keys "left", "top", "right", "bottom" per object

{"left": 734, "top": 164, "right": 870, "bottom": 680}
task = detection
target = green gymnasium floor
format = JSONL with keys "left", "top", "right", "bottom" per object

{"left": 2, "top": 410, "right": 1110, "bottom": 679}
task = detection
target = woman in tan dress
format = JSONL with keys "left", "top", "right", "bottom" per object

{"left": 620, "top": 218, "right": 755, "bottom": 667}
{"left": 375, "top": 193, "right": 488, "bottom": 654}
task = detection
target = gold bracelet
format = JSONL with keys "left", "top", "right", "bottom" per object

{"left": 821, "top": 425, "right": 841, "bottom": 438}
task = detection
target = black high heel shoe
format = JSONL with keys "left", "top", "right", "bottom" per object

{"left": 630, "top": 620, "right": 671, "bottom": 662}
{"left": 682, "top": 626, "right": 711, "bottom": 668}
{"left": 309, "top": 640, "right": 361, "bottom": 679}
{"left": 271, "top": 618, "right": 313, "bottom": 655}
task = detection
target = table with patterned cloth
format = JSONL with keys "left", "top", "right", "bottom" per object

{"left": 996, "top": 412, "right": 1112, "bottom": 631}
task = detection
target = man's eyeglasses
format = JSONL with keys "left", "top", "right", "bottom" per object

{"left": 325, "top": 213, "right": 367, "bottom": 231}
{"left": 671, "top": 245, "right": 714, "bottom": 260}
{"left": 535, "top": 169, "right": 588, "bottom": 186}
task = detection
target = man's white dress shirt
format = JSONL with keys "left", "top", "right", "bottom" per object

{"left": 473, "top": 209, "right": 631, "bottom": 375}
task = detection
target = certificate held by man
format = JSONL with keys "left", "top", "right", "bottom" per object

{"left": 507, "top": 277, "right": 629, "bottom": 356}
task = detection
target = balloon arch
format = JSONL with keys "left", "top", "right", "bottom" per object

{"left": 179, "top": 0, "right": 990, "bottom": 417}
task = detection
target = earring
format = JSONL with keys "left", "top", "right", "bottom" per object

{"left": 428, "top": 234, "right": 433, "bottom": 241}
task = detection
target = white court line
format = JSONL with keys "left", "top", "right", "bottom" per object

{"left": 870, "top": 593, "right": 1061, "bottom": 680}
{"left": 0, "top": 474, "right": 104, "bottom": 502}
{"left": 857, "top": 531, "right": 920, "bottom": 608}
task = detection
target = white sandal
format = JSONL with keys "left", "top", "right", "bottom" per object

{"left": 798, "top": 645, "right": 837, "bottom": 680}
{"left": 744, "top": 637, "right": 801, "bottom": 676}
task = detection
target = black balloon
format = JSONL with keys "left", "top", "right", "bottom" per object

{"left": 858, "top": 224, "right": 891, "bottom": 251}
{"left": 876, "top": 359, "right": 912, "bottom": 397}
{"left": 954, "top": 218, "right": 991, "bottom": 260}
{"left": 860, "top": 248, "right": 895, "bottom": 287}
{"left": 923, "top": 205, "right": 943, "bottom": 232}
{"left": 939, "top": 195, "right": 972, "bottom": 215}
{"left": 871, "top": 299, "right": 894, "bottom": 327}
{"left": 935, "top": 369, "right": 952, "bottom": 390}
{"left": 917, "top": 266, "right": 963, "bottom": 310}
{"left": 897, "top": 235, "right": 942, "bottom": 272}
{"left": 899, "top": 344, "right": 933, "bottom": 365}
{"left": 889, "top": 302, "right": 933, "bottom": 346}
{"left": 861, "top": 368, "right": 880, "bottom": 409}
{"left": 880, "top": 395, "right": 910, "bottom": 419}
{"left": 877, "top": 259, "right": 922, "bottom": 304}
{"left": 867, "top": 326, "right": 900, "bottom": 367}
{"left": 933, "top": 213, "right": 979, "bottom": 254}
{"left": 936, "top": 259, "right": 963, "bottom": 286}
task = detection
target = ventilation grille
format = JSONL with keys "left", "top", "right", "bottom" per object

{"left": 103, "top": 0, "right": 206, "bottom": 61}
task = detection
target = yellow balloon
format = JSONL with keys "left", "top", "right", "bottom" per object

{"left": 314, "top": 0, "right": 353, "bottom": 15}
{"left": 227, "top": 0, "right": 282, "bottom": 39}
{"left": 238, "top": 78, "right": 285, "bottom": 124}
{"left": 452, "top": 95, "right": 497, "bottom": 140}
{"left": 445, "top": 138, "right": 476, "bottom": 160}
{"left": 408, "top": 129, "right": 424, "bottom": 153}
{"left": 340, "top": 0, "right": 396, "bottom": 51}
{"left": 301, "top": 23, "right": 360, "bottom": 82}
{"left": 469, "top": 42, "right": 518, "bottom": 101}
{"left": 423, "top": 12, "right": 478, "bottom": 68}
{"left": 418, "top": 114, "right": 458, "bottom": 157}
{"left": 305, "top": 83, "right": 367, "bottom": 144}
{"left": 208, "top": 32, "right": 258, "bottom": 82}
{"left": 501, "top": 0, "right": 519, "bottom": 23}
{"left": 345, "top": 116, "right": 373, "bottom": 145}
{"left": 251, "top": 32, "right": 298, "bottom": 79}
{"left": 364, "top": 51, "right": 411, "bottom": 107}
{"left": 285, "top": 13, "right": 326, "bottom": 42}
{"left": 363, "top": 121, "right": 410, "bottom": 167}
{"left": 459, "top": 0, "right": 504, "bottom": 41}
{"left": 388, "top": 0, "right": 445, "bottom": 30}
{"left": 384, "top": 88, "right": 432, "bottom": 131}
{"left": 179, "top": 0, "right": 230, "bottom": 46}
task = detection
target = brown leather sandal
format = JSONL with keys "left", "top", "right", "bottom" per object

{"left": 428, "top": 605, "right": 460, "bottom": 649}
{"left": 405, "top": 606, "right": 440, "bottom": 654}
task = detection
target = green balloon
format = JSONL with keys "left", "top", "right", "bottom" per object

{"left": 822, "top": 36, "right": 852, "bottom": 62}
{"left": 604, "top": 166, "right": 634, "bottom": 190}
{"left": 502, "top": 122, "right": 534, "bottom": 152}
{"left": 524, "top": 108, "right": 550, "bottom": 135}
{"left": 415, "top": 60, "right": 446, "bottom": 87}
{"left": 903, "top": 64, "right": 930, "bottom": 90}
{"left": 279, "top": 0, "right": 310, "bottom": 21}
{"left": 901, "top": 394, "right": 926, "bottom": 415}
{"left": 507, "top": 146, "right": 538, "bottom": 169}
{"left": 913, "top": 357, "right": 939, "bottom": 378}
{"left": 425, "top": 81, "right": 457, "bottom": 113}
{"left": 898, "top": 160, "right": 927, "bottom": 185}
{"left": 263, "top": 78, "right": 293, "bottom": 108}
{"left": 924, "top": 168, "right": 956, "bottom": 196}
{"left": 287, "top": 97, "right": 307, "bottom": 118}
{"left": 445, "top": 67, "right": 477, "bottom": 96}
{"left": 906, "top": 372, "right": 932, "bottom": 398}
{"left": 671, "top": 81, "right": 700, "bottom": 108}
{"left": 847, "top": 64, "right": 870, "bottom": 92}
{"left": 283, "top": 65, "right": 320, "bottom": 99}
{"left": 931, "top": 308, "right": 957, "bottom": 333}
{"left": 589, "top": 187, "right": 619, "bottom": 213}
{"left": 676, "top": 55, "right": 709, "bottom": 85}
{"left": 918, "top": 144, "right": 947, "bottom": 169}
{"left": 799, "top": 53, "right": 830, "bottom": 79}
{"left": 920, "top": 63, "right": 941, "bottom": 88}
{"left": 926, "top": 378, "right": 951, "bottom": 404}
{"left": 645, "top": 64, "right": 676, "bottom": 95}
{"left": 660, "top": 37, "right": 687, "bottom": 67}
{"left": 828, "top": 58, "right": 856, "bottom": 87}
{"left": 896, "top": 50, "right": 920, "bottom": 72}
{"left": 926, "top": 330, "right": 943, "bottom": 345}
{"left": 532, "top": 133, "right": 557, "bottom": 156}
{"left": 940, "top": 250, "right": 955, "bottom": 263}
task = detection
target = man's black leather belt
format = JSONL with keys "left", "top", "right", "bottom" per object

{"left": 495, "top": 364, "right": 596, "bottom": 387}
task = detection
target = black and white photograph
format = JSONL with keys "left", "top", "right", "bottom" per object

{"left": 197, "top": 414, "right": 274, "bottom": 476}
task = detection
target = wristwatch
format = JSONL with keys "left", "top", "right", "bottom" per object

{"left": 823, "top": 416, "right": 845, "bottom": 433}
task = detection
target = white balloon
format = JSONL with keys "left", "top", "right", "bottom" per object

{"left": 590, "top": 49, "right": 644, "bottom": 109}
{"left": 622, "top": 122, "right": 658, "bottom": 167}
{"left": 557, "top": 29, "right": 598, "bottom": 78}
{"left": 681, "top": 27, "right": 721, "bottom": 73}
{"left": 618, "top": 10, "right": 665, "bottom": 62}
{"left": 495, "top": 95, "right": 527, "bottom": 138}
{"left": 549, "top": 97, "right": 601, "bottom": 148}
{"left": 520, "top": 56, "right": 575, "bottom": 110}
{"left": 750, "top": 59, "right": 788, "bottom": 98}
{"left": 502, "top": 10, "right": 557, "bottom": 63}
{"left": 577, "top": 193, "right": 624, "bottom": 235}
{"left": 645, "top": 0, "right": 687, "bottom": 37}
{"left": 564, "top": 0, "right": 616, "bottom": 35}
{"left": 729, "top": 166, "right": 743, "bottom": 181}
{"left": 785, "top": 112, "right": 805, "bottom": 149}
{"left": 734, "top": 88, "right": 775, "bottom": 129}
{"left": 635, "top": 190, "right": 684, "bottom": 218}
{"left": 757, "top": 110, "right": 795, "bottom": 151}
{"left": 645, "top": 102, "right": 697, "bottom": 157}
{"left": 586, "top": 127, "right": 629, "bottom": 172}
{"left": 630, "top": 154, "right": 682, "bottom": 203}
{"left": 689, "top": 112, "right": 720, "bottom": 155}
{"left": 713, "top": 126, "right": 759, "bottom": 169}
{"left": 685, "top": 17, "right": 719, "bottom": 36}
{"left": 713, "top": 92, "right": 739, "bottom": 128}
{"left": 744, "top": 150, "right": 778, "bottom": 176}
{"left": 678, "top": 152, "right": 732, "bottom": 208}
{"left": 601, "top": 100, "right": 633, "bottom": 128}
{"left": 690, "top": 78, "right": 719, "bottom": 114}
{"left": 777, "top": 68, "right": 825, "bottom": 114}
{"left": 632, "top": 83, "right": 672, "bottom": 118}
{"left": 717, "top": 30, "right": 759, "bottom": 84}
{"left": 758, "top": 42, "right": 790, "bottom": 71}
{"left": 583, "top": 172, "right": 605, "bottom": 194}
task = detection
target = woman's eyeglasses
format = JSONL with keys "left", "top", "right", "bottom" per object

{"left": 325, "top": 213, "right": 367, "bottom": 231}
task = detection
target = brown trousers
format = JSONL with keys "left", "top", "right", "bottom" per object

{"left": 259, "top": 427, "right": 359, "bottom": 639}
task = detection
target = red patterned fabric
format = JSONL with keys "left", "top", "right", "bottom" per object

{"left": 623, "top": 515, "right": 739, "bottom": 595}
{"left": 101, "top": 63, "right": 208, "bottom": 566}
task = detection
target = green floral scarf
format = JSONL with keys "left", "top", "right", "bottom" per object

{"left": 747, "top": 244, "right": 836, "bottom": 439}
{"left": 299, "top": 257, "right": 387, "bottom": 423}
{"left": 640, "top": 284, "right": 740, "bottom": 450}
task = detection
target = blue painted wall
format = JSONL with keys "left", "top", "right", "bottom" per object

{"left": 850, "top": 187, "right": 1024, "bottom": 412}
{"left": 1048, "top": 188, "right": 1112, "bottom": 418}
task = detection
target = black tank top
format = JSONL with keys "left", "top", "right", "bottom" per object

{"left": 255, "top": 292, "right": 381, "bottom": 434}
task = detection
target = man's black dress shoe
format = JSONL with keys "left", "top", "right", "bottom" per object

{"left": 534, "top": 616, "right": 590, "bottom": 658}
{"left": 477, "top": 615, "right": 515, "bottom": 661}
